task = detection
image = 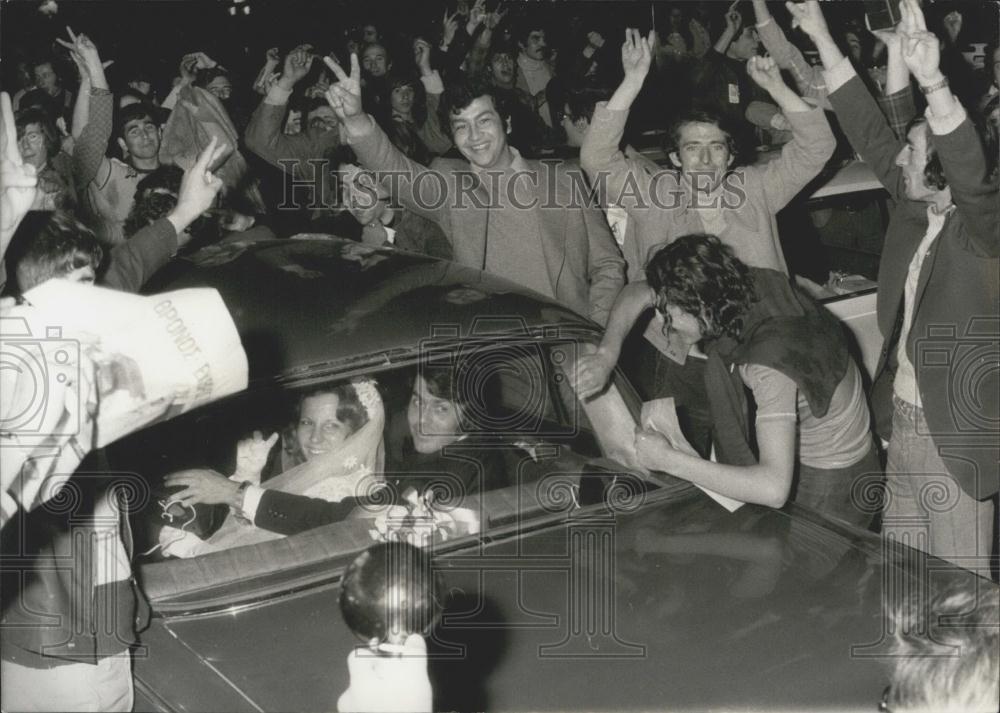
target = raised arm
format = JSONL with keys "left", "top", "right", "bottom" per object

{"left": 60, "top": 29, "right": 113, "bottom": 190}
{"left": 244, "top": 45, "right": 340, "bottom": 174}
{"left": 753, "top": 0, "right": 828, "bottom": 105}
{"left": 252, "top": 47, "right": 282, "bottom": 96}
{"left": 1, "top": 93, "right": 37, "bottom": 259}
{"left": 714, "top": 9, "right": 743, "bottom": 55}
{"left": 867, "top": 11, "right": 916, "bottom": 138}
{"left": 579, "top": 29, "right": 658, "bottom": 213}
{"left": 899, "top": 0, "right": 998, "bottom": 255}
{"left": 788, "top": 0, "right": 904, "bottom": 199}
{"left": 103, "top": 138, "right": 227, "bottom": 292}
{"left": 414, "top": 40, "right": 453, "bottom": 156}
{"left": 746, "top": 55, "right": 835, "bottom": 209}
{"left": 325, "top": 54, "right": 449, "bottom": 226}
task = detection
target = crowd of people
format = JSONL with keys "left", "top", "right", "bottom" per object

{"left": 1, "top": 0, "right": 998, "bottom": 711}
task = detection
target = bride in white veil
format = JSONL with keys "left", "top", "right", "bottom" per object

{"left": 158, "top": 377, "right": 386, "bottom": 556}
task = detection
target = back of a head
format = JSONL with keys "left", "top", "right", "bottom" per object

{"left": 124, "top": 166, "right": 185, "bottom": 237}
{"left": 565, "top": 85, "right": 612, "bottom": 124}
{"left": 14, "top": 211, "right": 103, "bottom": 293}
{"left": 888, "top": 583, "right": 1000, "bottom": 712}
{"left": 645, "top": 233, "right": 755, "bottom": 340}
{"left": 339, "top": 542, "right": 442, "bottom": 647}
{"left": 17, "top": 89, "right": 60, "bottom": 118}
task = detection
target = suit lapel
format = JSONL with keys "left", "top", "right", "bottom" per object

{"left": 527, "top": 160, "right": 566, "bottom": 294}
{"left": 448, "top": 169, "right": 490, "bottom": 269}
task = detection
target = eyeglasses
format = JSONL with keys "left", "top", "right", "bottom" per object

{"left": 19, "top": 131, "right": 44, "bottom": 145}
{"left": 309, "top": 115, "right": 338, "bottom": 129}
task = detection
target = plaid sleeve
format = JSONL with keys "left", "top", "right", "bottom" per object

{"left": 876, "top": 86, "right": 917, "bottom": 140}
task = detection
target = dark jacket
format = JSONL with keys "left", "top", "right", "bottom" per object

{"left": 1, "top": 471, "right": 149, "bottom": 667}
{"left": 244, "top": 86, "right": 341, "bottom": 213}
{"left": 828, "top": 73, "right": 999, "bottom": 500}
{"left": 704, "top": 268, "right": 849, "bottom": 467}
{"left": 101, "top": 217, "right": 178, "bottom": 292}
{"left": 252, "top": 441, "right": 509, "bottom": 537}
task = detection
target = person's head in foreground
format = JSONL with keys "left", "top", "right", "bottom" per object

{"left": 883, "top": 582, "right": 999, "bottom": 712}
{"left": 339, "top": 541, "right": 443, "bottom": 649}
{"left": 645, "top": 233, "right": 756, "bottom": 349}
{"left": 14, "top": 211, "right": 103, "bottom": 292}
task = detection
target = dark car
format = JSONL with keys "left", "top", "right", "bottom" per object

{"left": 109, "top": 237, "right": 993, "bottom": 712}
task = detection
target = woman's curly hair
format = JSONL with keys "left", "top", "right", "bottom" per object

{"left": 644, "top": 234, "right": 756, "bottom": 341}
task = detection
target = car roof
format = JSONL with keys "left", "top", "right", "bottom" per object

{"left": 144, "top": 236, "right": 598, "bottom": 383}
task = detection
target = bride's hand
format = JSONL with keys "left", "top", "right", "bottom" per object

{"left": 234, "top": 431, "right": 279, "bottom": 483}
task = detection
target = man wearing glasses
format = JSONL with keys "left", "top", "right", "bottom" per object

{"left": 245, "top": 45, "right": 344, "bottom": 224}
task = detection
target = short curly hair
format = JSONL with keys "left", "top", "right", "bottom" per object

{"left": 644, "top": 234, "right": 756, "bottom": 341}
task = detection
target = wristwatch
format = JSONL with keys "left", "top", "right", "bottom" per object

{"left": 233, "top": 480, "right": 251, "bottom": 512}
{"left": 919, "top": 77, "right": 949, "bottom": 95}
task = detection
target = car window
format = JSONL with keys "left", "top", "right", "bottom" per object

{"left": 121, "top": 338, "right": 649, "bottom": 601}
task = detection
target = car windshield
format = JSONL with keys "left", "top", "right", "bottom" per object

{"left": 117, "top": 337, "right": 671, "bottom": 604}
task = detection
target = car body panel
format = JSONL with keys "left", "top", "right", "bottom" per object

{"left": 130, "top": 488, "right": 962, "bottom": 712}
{"left": 126, "top": 236, "right": 992, "bottom": 712}
{"left": 144, "top": 239, "right": 592, "bottom": 384}
{"left": 823, "top": 288, "right": 882, "bottom": 379}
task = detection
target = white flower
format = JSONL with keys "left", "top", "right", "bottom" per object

{"left": 343, "top": 456, "right": 359, "bottom": 470}
{"left": 351, "top": 377, "right": 381, "bottom": 417}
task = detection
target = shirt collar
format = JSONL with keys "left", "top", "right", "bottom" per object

{"left": 927, "top": 202, "right": 956, "bottom": 219}
{"left": 468, "top": 145, "right": 527, "bottom": 176}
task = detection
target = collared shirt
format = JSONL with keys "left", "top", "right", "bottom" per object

{"left": 478, "top": 148, "right": 554, "bottom": 299}
{"left": 894, "top": 203, "right": 955, "bottom": 406}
